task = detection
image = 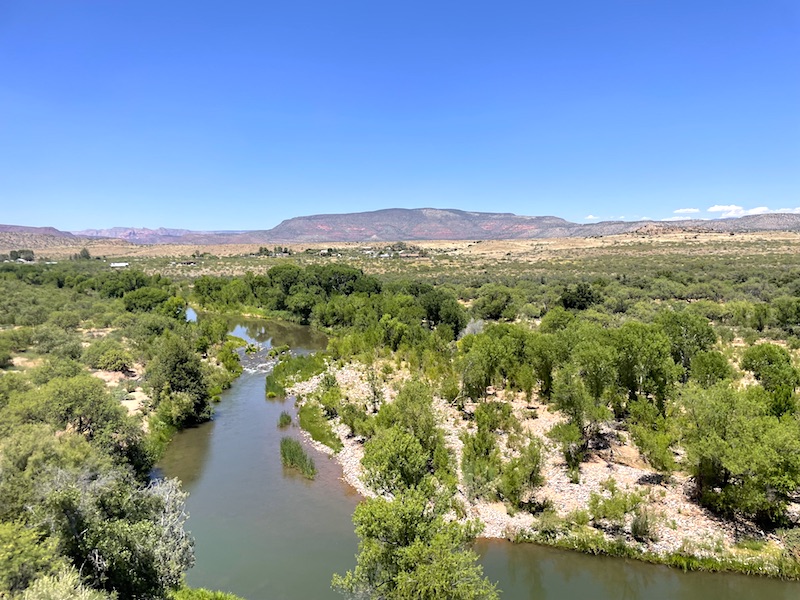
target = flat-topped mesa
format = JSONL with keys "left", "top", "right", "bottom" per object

{"left": 6, "top": 210, "right": 800, "bottom": 245}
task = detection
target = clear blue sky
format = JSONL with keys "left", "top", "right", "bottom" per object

{"left": 1, "top": 1, "right": 798, "bottom": 230}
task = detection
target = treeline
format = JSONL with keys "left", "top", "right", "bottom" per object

{"left": 0, "top": 265, "right": 245, "bottom": 599}
{"left": 192, "top": 264, "right": 468, "bottom": 338}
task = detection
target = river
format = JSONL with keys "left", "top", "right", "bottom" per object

{"left": 158, "top": 313, "right": 800, "bottom": 599}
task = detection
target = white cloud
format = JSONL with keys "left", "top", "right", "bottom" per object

{"left": 585, "top": 214, "right": 599, "bottom": 220}
{"left": 707, "top": 204, "right": 743, "bottom": 214}
{"left": 743, "top": 206, "right": 771, "bottom": 216}
{"left": 704, "top": 205, "right": 800, "bottom": 218}
{"left": 673, "top": 208, "right": 700, "bottom": 214}
{"left": 707, "top": 205, "right": 772, "bottom": 218}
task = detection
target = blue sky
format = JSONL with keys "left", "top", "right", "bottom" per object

{"left": 1, "top": 1, "right": 798, "bottom": 231}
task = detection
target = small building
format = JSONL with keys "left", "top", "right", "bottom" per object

{"left": 110, "top": 262, "right": 129, "bottom": 269}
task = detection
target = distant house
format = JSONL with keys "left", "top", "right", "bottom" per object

{"left": 110, "top": 262, "right": 129, "bottom": 269}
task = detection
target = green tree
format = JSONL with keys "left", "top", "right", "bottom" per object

{"left": 147, "top": 335, "right": 210, "bottom": 423}
{"left": 680, "top": 383, "right": 800, "bottom": 522}
{"left": 374, "top": 381, "right": 453, "bottom": 483}
{"left": 123, "top": 287, "right": 171, "bottom": 312}
{"left": 83, "top": 339, "right": 133, "bottom": 372}
{"left": 689, "top": 350, "right": 733, "bottom": 388}
{"left": 39, "top": 473, "right": 194, "bottom": 600}
{"left": 362, "top": 427, "right": 428, "bottom": 494}
{"left": 656, "top": 310, "right": 716, "bottom": 379}
{"left": 572, "top": 337, "right": 617, "bottom": 402}
{"left": 559, "top": 282, "right": 600, "bottom": 310}
{"left": 472, "top": 284, "right": 516, "bottom": 321}
{"left": 552, "top": 362, "right": 609, "bottom": 439}
{"left": 526, "top": 332, "right": 565, "bottom": 400}
{"left": 614, "top": 322, "right": 678, "bottom": 413}
{"left": 332, "top": 486, "right": 498, "bottom": 600}
{"left": 740, "top": 343, "right": 799, "bottom": 416}
{"left": 0, "top": 521, "right": 60, "bottom": 595}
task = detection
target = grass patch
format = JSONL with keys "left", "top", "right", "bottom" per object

{"left": 734, "top": 537, "right": 767, "bottom": 552}
{"left": 265, "top": 353, "right": 327, "bottom": 398}
{"left": 516, "top": 527, "right": 800, "bottom": 580}
{"left": 298, "top": 402, "right": 343, "bottom": 452}
{"left": 280, "top": 437, "right": 316, "bottom": 479}
{"left": 278, "top": 411, "right": 292, "bottom": 428}
{"left": 170, "top": 586, "right": 246, "bottom": 600}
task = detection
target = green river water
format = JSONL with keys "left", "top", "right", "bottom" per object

{"left": 157, "top": 313, "right": 800, "bottom": 599}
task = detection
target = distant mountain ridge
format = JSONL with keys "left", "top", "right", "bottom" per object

{"left": 72, "top": 227, "right": 194, "bottom": 243}
{"left": 5, "top": 209, "right": 800, "bottom": 244}
{"left": 0, "top": 224, "right": 75, "bottom": 238}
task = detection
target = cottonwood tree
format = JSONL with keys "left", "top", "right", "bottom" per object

{"left": 332, "top": 485, "right": 498, "bottom": 600}
{"left": 656, "top": 310, "right": 716, "bottom": 379}
{"left": 680, "top": 383, "right": 800, "bottom": 522}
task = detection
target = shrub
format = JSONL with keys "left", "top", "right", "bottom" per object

{"left": 340, "top": 403, "right": 375, "bottom": 439}
{"left": 0, "top": 522, "right": 60, "bottom": 595}
{"left": 362, "top": 426, "right": 428, "bottom": 494}
{"left": 0, "top": 343, "right": 12, "bottom": 369}
{"left": 319, "top": 386, "right": 342, "bottom": 418}
{"left": 475, "top": 401, "right": 517, "bottom": 433}
{"left": 588, "top": 478, "right": 645, "bottom": 526}
{"left": 20, "top": 568, "right": 112, "bottom": 600}
{"left": 278, "top": 411, "right": 292, "bottom": 428}
{"left": 298, "top": 402, "right": 342, "bottom": 452}
{"left": 631, "top": 506, "right": 658, "bottom": 542}
{"left": 497, "top": 437, "right": 544, "bottom": 508}
{"left": 547, "top": 422, "right": 585, "bottom": 480}
{"left": 533, "top": 510, "right": 564, "bottom": 541}
{"left": 280, "top": 437, "right": 316, "bottom": 479}
{"left": 215, "top": 341, "right": 242, "bottom": 375}
{"left": 565, "top": 509, "right": 591, "bottom": 528}
{"left": 461, "top": 428, "right": 501, "bottom": 500}
{"left": 170, "top": 588, "right": 246, "bottom": 600}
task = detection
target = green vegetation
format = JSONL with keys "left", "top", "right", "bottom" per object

{"left": 0, "top": 264, "right": 246, "bottom": 599}
{"left": 298, "top": 402, "right": 343, "bottom": 452}
{"left": 332, "top": 485, "right": 498, "bottom": 600}
{"left": 279, "top": 437, "right": 316, "bottom": 479}
{"left": 6, "top": 234, "right": 800, "bottom": 592}
{"left": 265, "top": 352, "right": 326, "bottom": 398}
{"left": 169, "top": 587, "right": 246, "bottom": 600}
{"left": 278, "top": 411, "right": 292, "bottom": 428}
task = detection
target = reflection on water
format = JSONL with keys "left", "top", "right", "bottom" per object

{"left": 152, "top": 421, "right": 214, "bottom": 488}
{"left": 227, "top": 316, "right": 328, "bottom": 350}
{"left": 475, "top": 538, "right": 800, "bottom": 600}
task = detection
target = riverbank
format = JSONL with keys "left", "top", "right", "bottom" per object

{"left": 288, "top": 360, "right": 800, "bottom": 580}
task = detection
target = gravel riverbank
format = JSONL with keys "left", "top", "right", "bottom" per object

{"left": 288, "top": 362, "right": 795, "bottom": 559}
